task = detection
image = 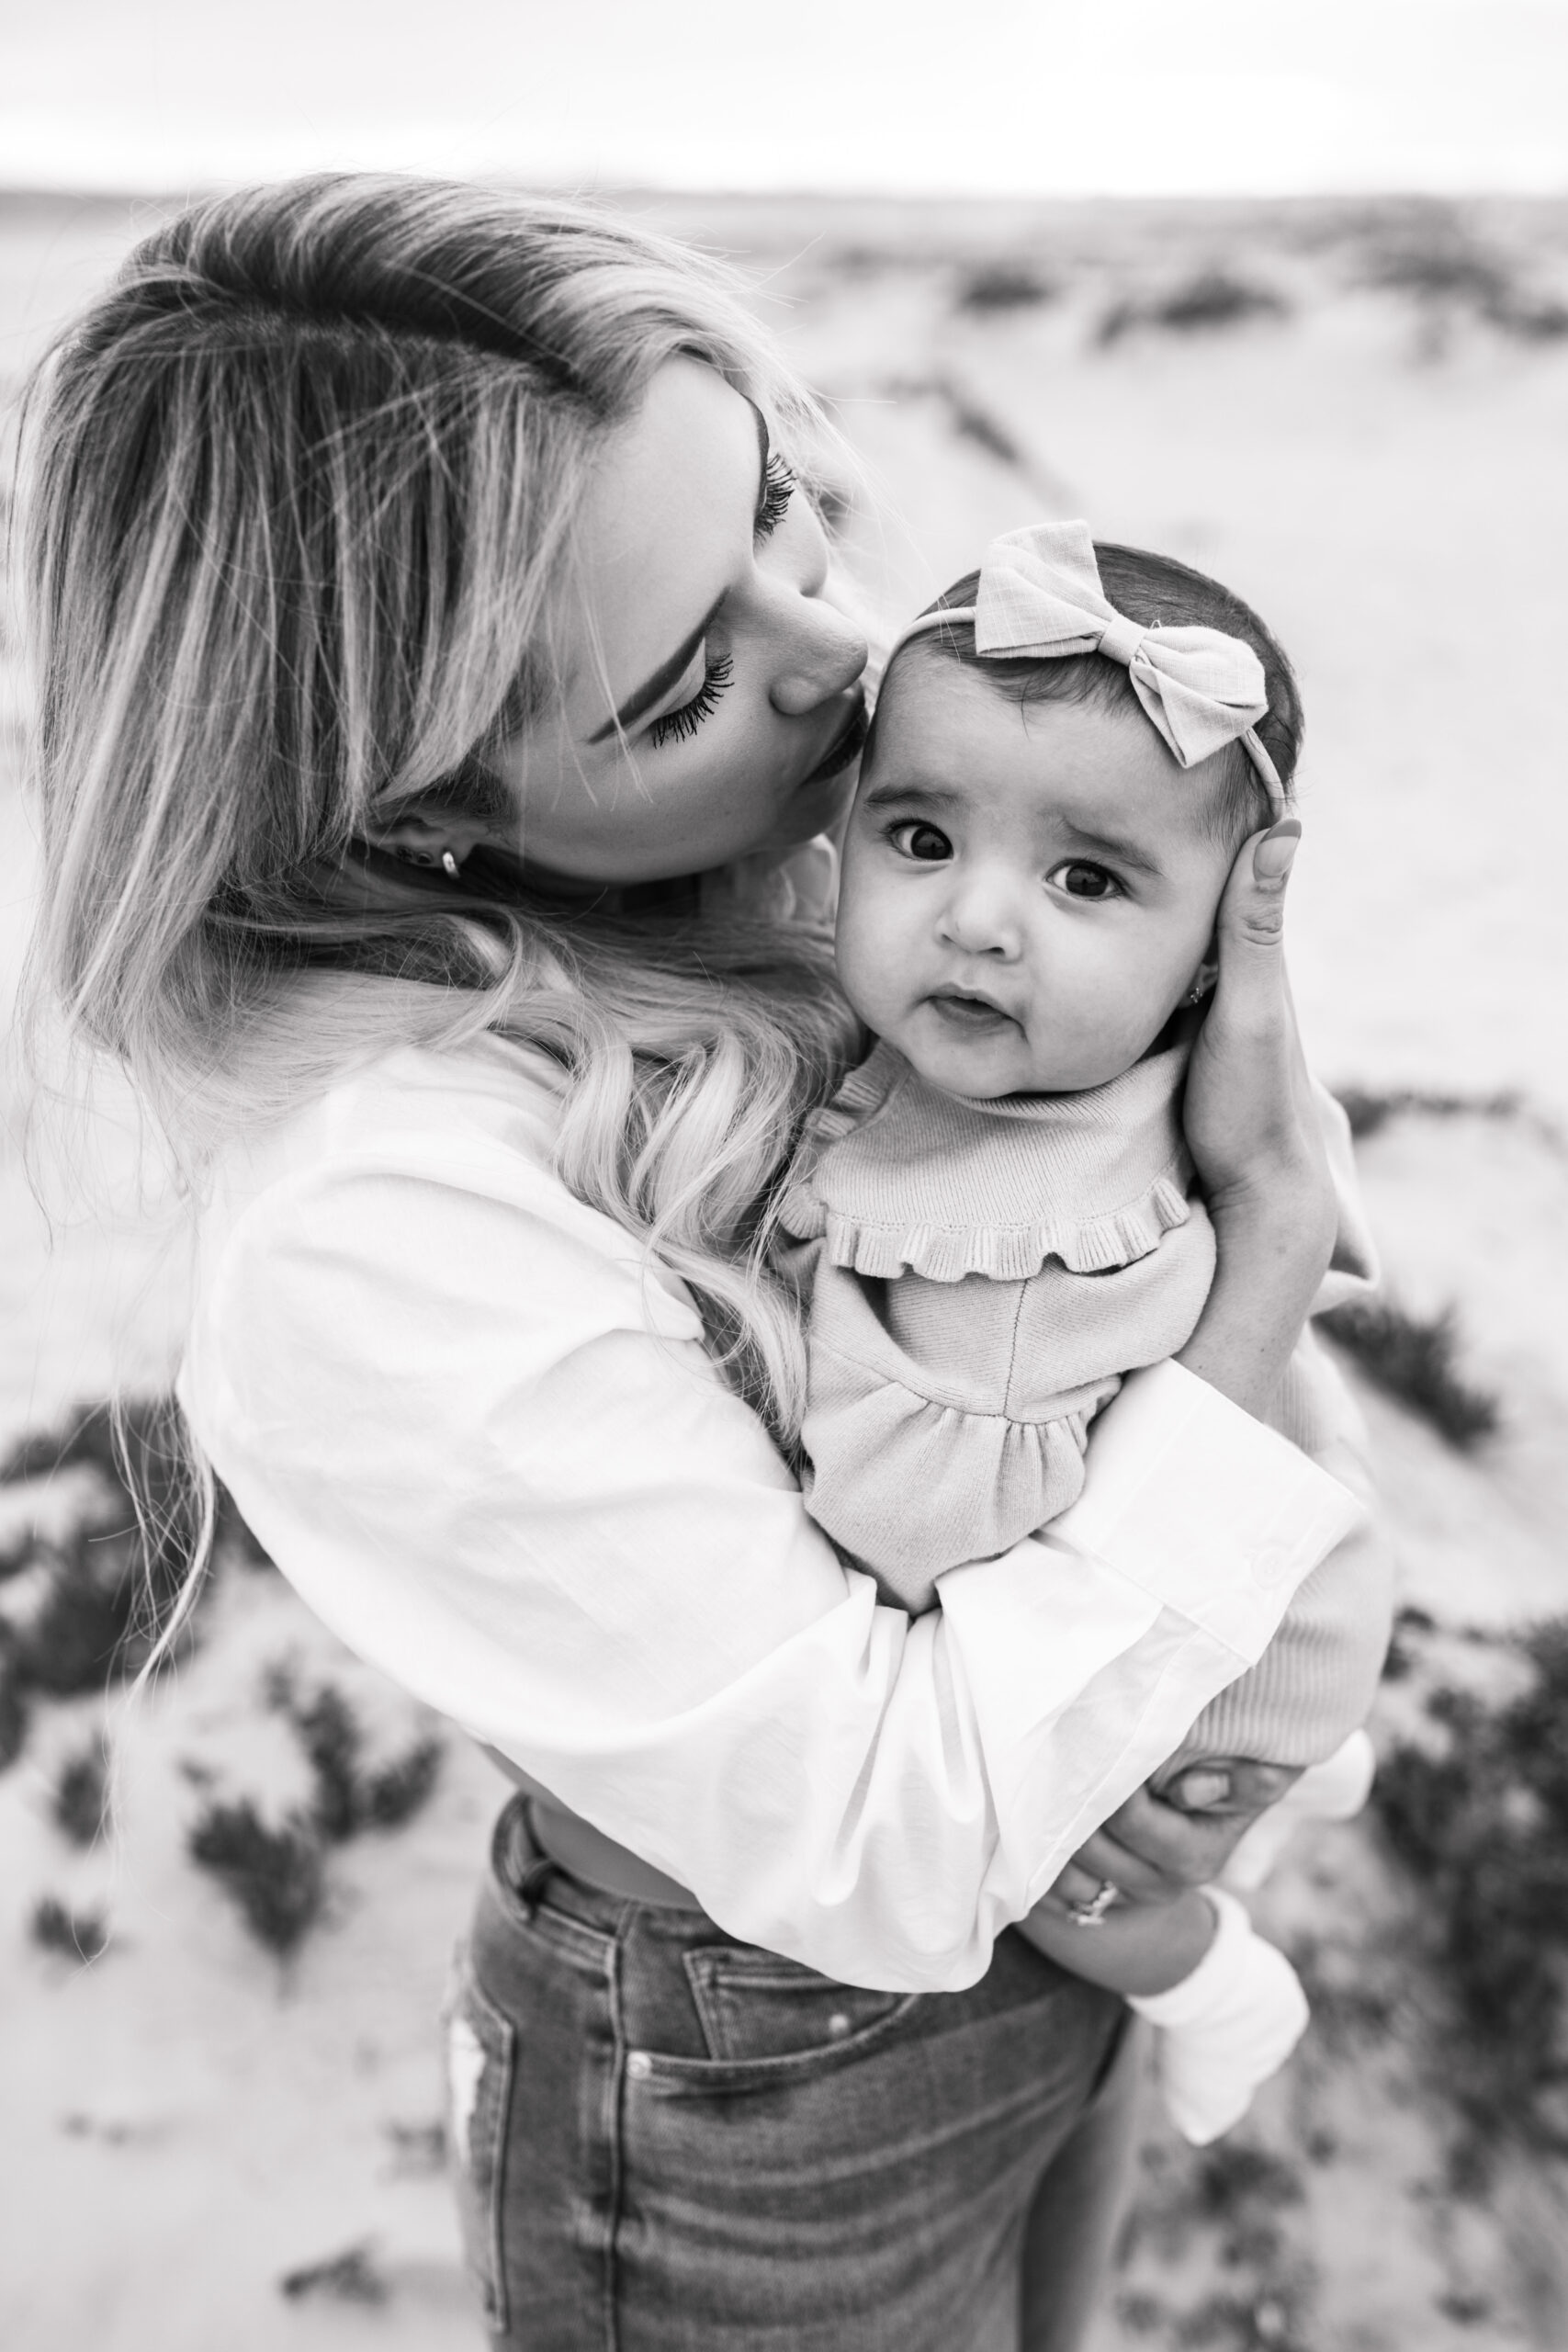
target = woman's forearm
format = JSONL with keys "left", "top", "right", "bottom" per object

{"left": 1176, "top": 1189, "right": 1334, "bottom": 1418}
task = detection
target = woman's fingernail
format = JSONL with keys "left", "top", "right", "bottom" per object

{"left": 1175, "top": 1769, "right": 1232, "bottom": 1810}
{"left": 1254, "top": 820, "right": 1302, "bottom": 882}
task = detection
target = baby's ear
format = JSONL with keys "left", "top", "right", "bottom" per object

{"left": 1184, "top": 949, "right": 1220, "bottom": 1008}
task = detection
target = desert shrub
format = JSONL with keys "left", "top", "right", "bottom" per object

{"left": 1098, "top": 270, "right": 1290, "bottom": 346}
{"left": 277, "top": 2242, "right": 388, "bottom": 2305}
{"left": 6, "top": 1532, "right": 145, "bottom": 1696}
{"left": 187, "top": 1668, "right": 444, "bottom": 1954}
{"left": 1116, "top": 2137, "right": 1314, "bottom": 2350}
{"left": 954, "top": 260, "right": 1056, "bottom": 313}
{"left": 1358, "top": 221, "right": 1568, "bottom": 346}
{"left": 363, "top": 1736, "right": 444, "bottom": 1829}
{"left": 187, "top": 1799, "right": 326, "bottom": 1958}
{"left": 1361, "top": 233, "right": 1513, "bottom": 311}
{"left": 51, "top": 1743, "right": 107, "bottom": 1846}
{"left": 264, "top": 1664, "right": 444, "bottom": 1840}
{"left": 0, "top": 1399, "right": 273, "bottom": 1767}
{"left": 1492, "top": 295, "right": 1568, "bottom": 343}
{"left": 1332, "top": 1082, "right": 1527, "bottom": 1141}
{"left": 1372, "top": 1616, "right": 1568, "bottom": 2176}
{"left": 1318, "top": 1296, "right": 1499, "bottom": 1448}
{"left": 30, "top": 1894, "right": 107, "bottom": 1961}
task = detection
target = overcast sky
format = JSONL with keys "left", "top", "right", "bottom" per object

{"left": 3, "top": 0, "right": 1567, "bottom": 198}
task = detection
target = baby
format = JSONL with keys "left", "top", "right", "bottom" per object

{"left": 776, "top": 523, "right": 1392, "bottom": 2143}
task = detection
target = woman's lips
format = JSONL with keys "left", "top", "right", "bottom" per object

{"left": 799, "top": 694, "right": 868, "bottom": 789}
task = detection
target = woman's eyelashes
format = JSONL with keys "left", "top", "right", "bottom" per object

{"left": 647, "top": 654, "right": 735, "bottom": 748}
{"left": 754, "top": 452, "right": 796, "bottom": 542}
{"left": 638, "top": 458, "right": 795, "bottom": 752}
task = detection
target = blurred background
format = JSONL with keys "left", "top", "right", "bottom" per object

{"left": 3, "top": 6, "right": 1568, "bottom": 2346}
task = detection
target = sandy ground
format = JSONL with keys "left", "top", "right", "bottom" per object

{"left": 3, "top": 188, "right": 1567, "bottom": 2350}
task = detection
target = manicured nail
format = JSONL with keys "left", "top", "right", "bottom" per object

{"left": 1176, "top": 1769, "right": 1232, "bottom": 1810}
{"left": 1254, "top": 820, "right": 1302, "bottom": 882}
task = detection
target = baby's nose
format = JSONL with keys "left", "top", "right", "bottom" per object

{"left": 940, "top": 873, "right": 1025, "bottom": 958}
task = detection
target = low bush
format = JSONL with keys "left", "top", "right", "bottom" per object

{"left": 1098, "top": 270, "right": 1290, "bottom": 345}
{"left": 187, "top": 1799, "right": 327, "bottom": 1959}
{"left": 953, "top": 260, "right": 1056, "bottom": 314}
{"left": 277, "top": 2242, "right": 389, "bottom": 2305}
{"left": 264, "top": 1663, "right": 444, "bottom": 1841}
{"left": 51, "top": 1743, "right": 107, "bottom": 1846}
{"left": 187, "top": 1668, "right": 444, "bottom": 1958}
{"left": 30, "top": 1894, "right": 107, "bottom": 1962}
{"left": 1116, "top": 2136, "right": 1314, "bottom": 2350}
{"left": 0, "top": 1399, "right": 272, "bottom": 1768}
{"left": 1358, "top": 223, "right": 1568, "bottom": 347}
{"left": 1372, "top": 1616, "right": 1568, "bottom": 2177}
{"left": 1318, "top": 1296, "right": 1500, "bottom": 1449}
{"left": 1331, "top": 1082, "right": 1529, "bottom": 1141}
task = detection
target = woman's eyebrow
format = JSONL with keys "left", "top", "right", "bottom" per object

{"left": 587, "top": 411, "right": 769, "bottom": 747}
{"left": 588, "top": 592, "right": 726, "bottom": 743}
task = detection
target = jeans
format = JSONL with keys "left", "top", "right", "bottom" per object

{"left": 446, "top": 1797, "right": 1142, "bottom": 2352}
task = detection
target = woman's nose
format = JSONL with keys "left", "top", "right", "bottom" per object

{"left": 768, "top": 602, "right": 868, "bottom": 717}
{"left": 939, "top": 873, "right": 1025, "bottom": 960}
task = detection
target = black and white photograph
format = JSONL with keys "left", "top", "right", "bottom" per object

{"left": 3, "top": 6, "right": 1566, "bottom": 2346}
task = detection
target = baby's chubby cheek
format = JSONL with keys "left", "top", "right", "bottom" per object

{"left": 833, "top": 888, "right": 919, "bottom": 1035}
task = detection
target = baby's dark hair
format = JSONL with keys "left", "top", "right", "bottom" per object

{"left": 883, "top": 541, "right": 1303, "bottom": 846}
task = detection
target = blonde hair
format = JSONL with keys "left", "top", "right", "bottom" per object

{"left": 18, "top": 174, "right": 858, "bottom": 1649}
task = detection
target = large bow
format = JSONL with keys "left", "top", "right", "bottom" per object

{"left": 896, "top": 520, "right": 1284, "bottom": 801}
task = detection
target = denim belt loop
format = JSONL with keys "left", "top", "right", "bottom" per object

{"left": 496, "top": 1795, "right": 556, "bottom": 1914}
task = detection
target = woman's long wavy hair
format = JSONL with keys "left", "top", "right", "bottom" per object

{"left": 18, "top": 175, "right": 859, "bottom": 1650}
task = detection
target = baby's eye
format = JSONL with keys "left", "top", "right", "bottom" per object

{"left": 888, "top": 820, "right": 953, "bottom": 863}
{"left": 1048, "top": 859, "right": 1121, "bottom": 900}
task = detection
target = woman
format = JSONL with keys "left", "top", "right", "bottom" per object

{"left": 22, "top": 177, "right": 1358, "bottom": 2350}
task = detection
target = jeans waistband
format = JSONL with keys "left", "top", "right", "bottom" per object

{"left": 492, "top": 1796, "right": 715, "bottom": 1936}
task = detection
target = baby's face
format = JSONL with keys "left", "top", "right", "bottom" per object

{"left": 837, "top": 660, "right": 1237, "bottom": 1099}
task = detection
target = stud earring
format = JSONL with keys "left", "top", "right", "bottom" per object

{"left": 441, "top": 850, "right": 461, "bottom": 880}
{"left": 1186, "top": 978, "right": 1211, "bottom": 1006}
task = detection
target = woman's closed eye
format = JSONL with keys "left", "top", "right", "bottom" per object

{"left": 647, "top": 654, "right": 735, "bottom": 748}
{"left": 1047, "top": 858, "right": 1122, "bottom": 900}
{"left": 887, "top": 819, "right": 953, "bottom": 863}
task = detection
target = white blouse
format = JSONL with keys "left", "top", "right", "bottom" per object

{"left": 177, "top": 1032, "right": 1363, "bottom": 1993}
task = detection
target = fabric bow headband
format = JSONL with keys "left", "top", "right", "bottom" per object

{"left": 890, "top": 521, "right": 1288, "bottom": 809}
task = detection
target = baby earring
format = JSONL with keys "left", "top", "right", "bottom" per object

{"left": 441, "top": 850, "right": 461, "bottom": 880}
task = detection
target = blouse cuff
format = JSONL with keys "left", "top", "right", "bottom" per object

{"left": 1026, "top": 1361, "right": 1365, "bottom": 1660}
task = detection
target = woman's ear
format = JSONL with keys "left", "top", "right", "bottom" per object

{"left": 367, "top": 808, "right": 501, "bottom": 870}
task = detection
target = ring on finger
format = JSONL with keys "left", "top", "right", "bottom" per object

{"left": 1066, "top": 1879, "right": 1119, "bottom": 1928}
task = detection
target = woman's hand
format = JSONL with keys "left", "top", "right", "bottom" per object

{"left": 1178, "top": 820, "right": 1337, "bottom": 1417}
{"left": 1042, "top": 1761, "right": 1303, "bottom": 1917}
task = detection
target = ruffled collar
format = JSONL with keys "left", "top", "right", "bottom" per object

{"left": 777, "top": 1035, "right": 1195, "bottom": 1282}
